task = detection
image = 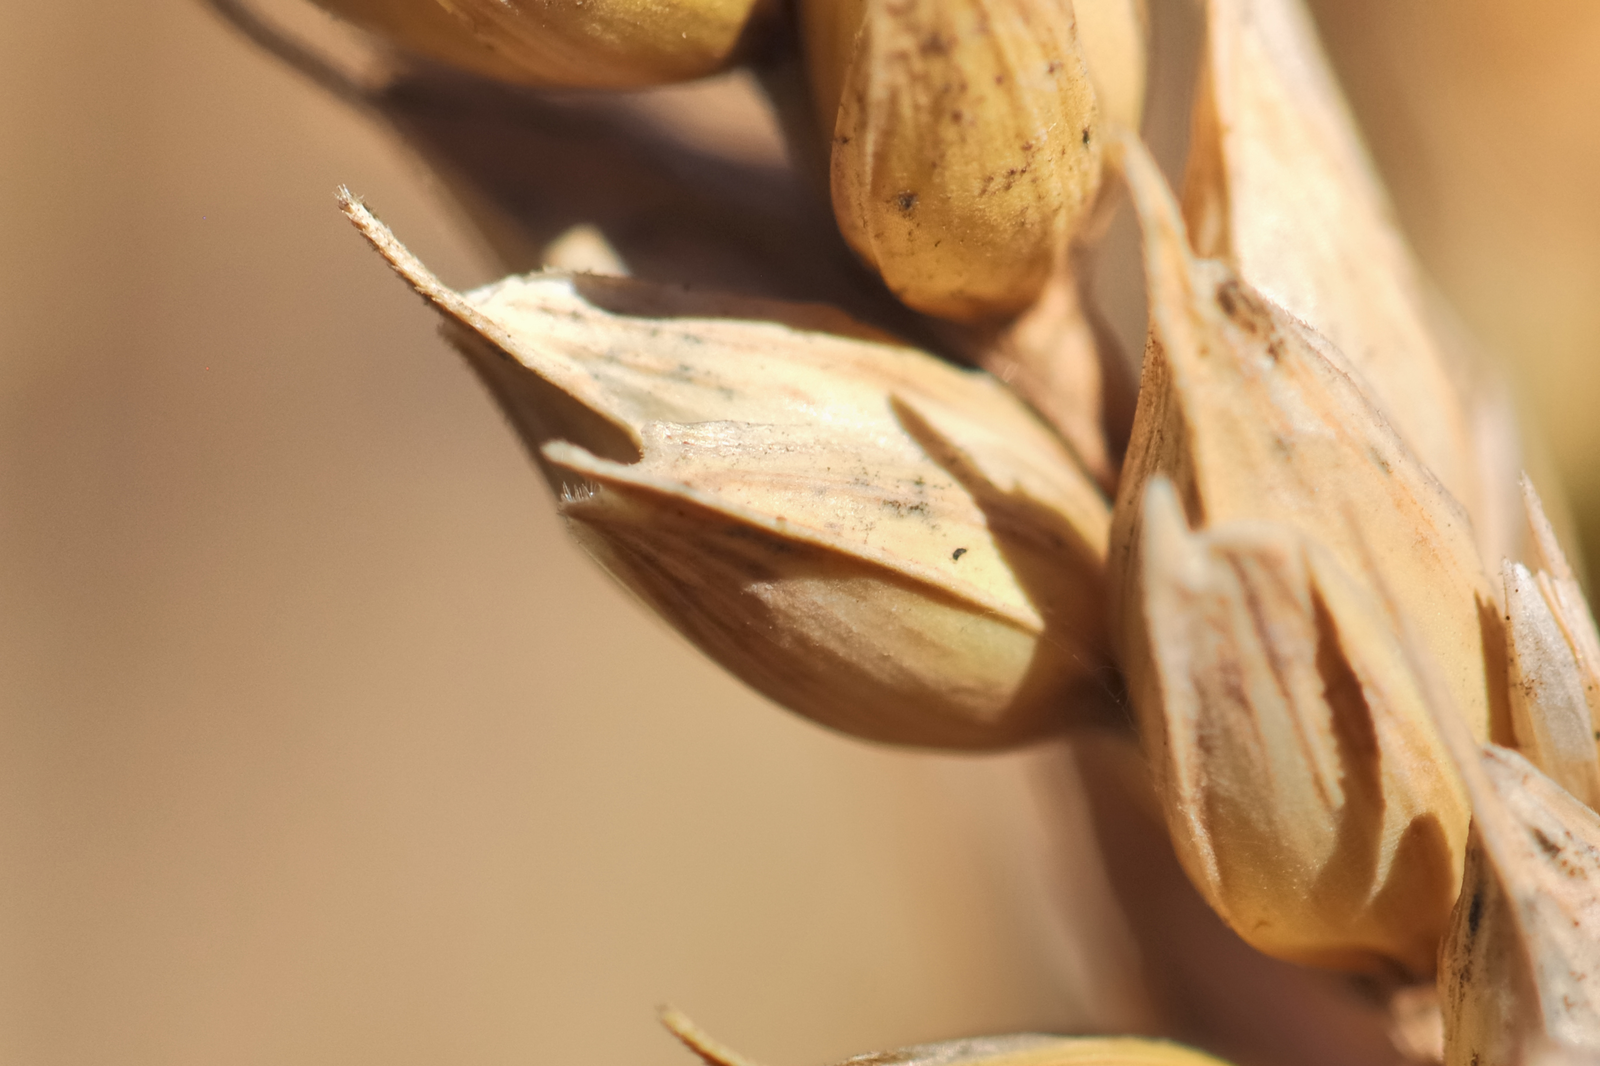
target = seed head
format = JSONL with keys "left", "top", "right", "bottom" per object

{"left": 1111, "top": 131, "right": 1501, "bottom": 753}
{"left": 1502, "top": 558, "right": 1600, "bottom": 811}
{"left": 1439, "top": 746, "right": 1600, "bottom": 1066}
{"left": 1134, "top": 478, "right": 1468, "bottom": 975}
{"left": 341, "top": 192, "right": 1113, "bottom": 749}
{"left": 817, "top": 0, "right": 1103, "bottom": 321}
{"left": 1181, "top": 0, "right": 1482, "bottom": 526}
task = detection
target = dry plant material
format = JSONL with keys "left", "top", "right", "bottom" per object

{"left": 341, "top": 192, "right": 1113, "bottom": 749}
{"left": 1180, "top": 0, "right": 1482, "bottom": 530}
{"left": 1522, "top": 476, "right": 1600, "bottom": 707}
{"left": 815, "top": 0, "right": 1103, "bottom": 321}
{"left": 1111, "top": 131, "right": 1500, "bottom": 761}
{"left": 1499, "top": 473, "right": 1600, "bottom": 804}
{"left": 940, "top": 263, "right": 1125, "bottom": 491}
{"left": 1072, "top": 0, "right": 1146, "bottom": 136}
{"left": 660, "top": 1007, "right": 1238, "bottom": 1066}
{"left": 230, "top": 0, "right": 1600, "bottom": 1056}
{"left": 311, "top": 0, "right": 775, "bottom": 88}
{"left": 1503, "top": 558, "right": 1600, "bottom": 811}
{"left": 1134, "top": 478, "right": 1468, "bottom": 975}
{"left": 805, "top": 0, "right": 1138, "bottom": 489}
{"left": 539, "top": 223, "right": 630, "bottom": 275}
{"left": 1438, "top": 746, "right": 1600, "bottom": 1066}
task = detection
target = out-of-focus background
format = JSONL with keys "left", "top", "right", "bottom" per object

{"left": 2, "top": 2, "right": 1597, "bottom": 1065}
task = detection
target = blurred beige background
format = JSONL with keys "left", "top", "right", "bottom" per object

{"left": 1309, "top": 0, "right": 1600, "bottom": 549}
{"left": 3, "top": 2, "right": 1599, "bottom": 1065}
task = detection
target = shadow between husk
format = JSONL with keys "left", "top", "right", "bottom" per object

{"left": 891, "top": 396, "right": 1124, "bottom": 734}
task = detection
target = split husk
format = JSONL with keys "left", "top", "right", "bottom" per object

{"left": 1134, "top": 478, "right": 1468, "bottom": 976}
{"left": 1438, "top": 746, "right": 1600, "bottom": 1066}
{"left": 340, "top": 192, "right": 1113, "bottom": 749}
{"left": 1111, "top": 130, "right": 1502, "bottom": 756}
{"left": 1180, "top": 0, "right": 1483, "bottom": 535}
